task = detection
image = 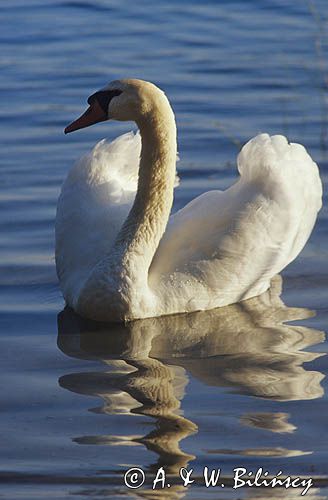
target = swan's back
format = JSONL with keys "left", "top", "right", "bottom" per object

{"left": 150, "top": 134, "right": 322, "bottom": 314}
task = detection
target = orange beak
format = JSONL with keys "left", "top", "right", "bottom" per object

{"left": 64, "top": 99, "right": 107, "bottom": 134}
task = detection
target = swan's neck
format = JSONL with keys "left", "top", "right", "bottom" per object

{"left": 114, "top": 94, "right": 177, "bottom": 284}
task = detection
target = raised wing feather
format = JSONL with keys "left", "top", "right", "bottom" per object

{"left": 149, "top": 134, "right": 322, "bottom": 313}
{"left": 56, "top": 132, "right": 142, "bottom": 304}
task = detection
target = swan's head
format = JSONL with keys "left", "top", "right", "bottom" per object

{"left": 65, "top": 78, "right": 167, "bottom": 134}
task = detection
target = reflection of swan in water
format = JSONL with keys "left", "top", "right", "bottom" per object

{"left": 61, "top": 359, "right": 197, "bottom": 473}
{"left": 58, "top": 276, "right": 325, "bottom": 470}
{"left": 240, "top": 412, "right": 296, "bottom": 434}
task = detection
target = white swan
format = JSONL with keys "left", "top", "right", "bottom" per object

{"left": 56, "top": 78, "right": 322, "bottom": 322}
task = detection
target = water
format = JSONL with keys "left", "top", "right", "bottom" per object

{"left": 0, "top": 0, "right": 328, "bottom": 498}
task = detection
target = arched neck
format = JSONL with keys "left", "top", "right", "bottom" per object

{"left": 113, "top": 95, "right": 177, "bottom": 283}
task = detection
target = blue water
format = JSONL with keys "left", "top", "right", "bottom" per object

{"left": 1, "top": 0, "right": 328, "bottom": 498}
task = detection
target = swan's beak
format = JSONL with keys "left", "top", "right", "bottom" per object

{"left": 64, "top": 99, "right": 107, "bottom": 134}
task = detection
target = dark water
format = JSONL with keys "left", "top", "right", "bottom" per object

{"left": 1, "top": 0, "right": 328, "bottom": 498}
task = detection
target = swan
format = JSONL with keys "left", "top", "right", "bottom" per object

{"left": 56, "top": 78, "right": 322, "bottom": 322}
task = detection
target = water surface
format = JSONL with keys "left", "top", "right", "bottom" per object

{"left": 0, "top": 0, "right": 328, "bottom": 498}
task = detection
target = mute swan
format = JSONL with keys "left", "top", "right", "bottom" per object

{"left": 56, "top": 78, "right": 322, "bottom": 322}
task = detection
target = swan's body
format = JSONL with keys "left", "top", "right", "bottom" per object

{"left": 56, "top": 79, "right": 322, "bottom": 322}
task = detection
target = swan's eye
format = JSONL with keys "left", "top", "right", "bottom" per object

{"left": 87, "top": 89, "right": 122, "bottom": 112}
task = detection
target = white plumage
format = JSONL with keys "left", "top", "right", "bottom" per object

{"left": 56, "top": 79, "right": 322, "bottom": 322}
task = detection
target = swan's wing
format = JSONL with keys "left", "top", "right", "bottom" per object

{"left": 56, "top": 132, "right": 142, "bottom": 304}
{"left": 150, "top": 134, "right": 322, "bottom": 311}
